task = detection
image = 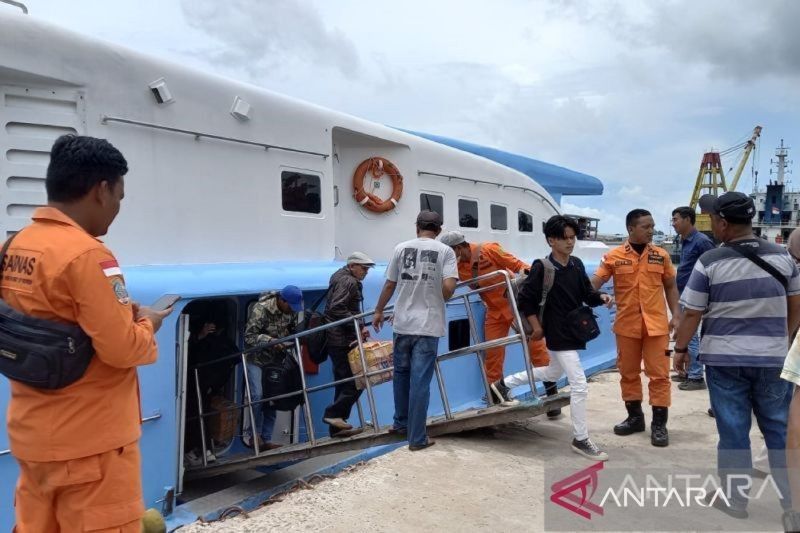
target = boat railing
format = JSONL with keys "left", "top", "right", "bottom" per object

{"left": 188, "top": 269, "right": 538, "bottom": 467}
{"left": 0, "top": 1, "right": 27, "bottom": 14}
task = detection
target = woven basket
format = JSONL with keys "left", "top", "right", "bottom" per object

{"left": 208, "top": 395, "right": 240, "bottom": 444}
{"left": 347, "top": 341, "right": 393, "bottom": 390}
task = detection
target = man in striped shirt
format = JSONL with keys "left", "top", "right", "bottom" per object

{"left": 674, "top": 191, "right": 800, "bottom": 519}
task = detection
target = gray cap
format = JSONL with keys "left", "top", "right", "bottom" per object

{"left": 347, "top": 251, "right": 375, "bottom": 267}
{"left": 439, "top": 231, "right": 466, "bottom": 247}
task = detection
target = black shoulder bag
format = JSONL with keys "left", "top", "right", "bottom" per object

{"left": 0, "top": 233, "right": 95, "bottom": 389}
{"left": 729, "top": 243, "right": 788, "bottom": 291}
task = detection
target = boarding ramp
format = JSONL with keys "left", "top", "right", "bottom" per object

{"left": 184, "top": 270, "right": 569, "bottom": 480}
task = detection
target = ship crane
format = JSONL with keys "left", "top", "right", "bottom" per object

{"left": 689, "top": 125, "right": 761, "bottom": 232}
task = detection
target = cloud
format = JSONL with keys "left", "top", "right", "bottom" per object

{"left": 180, "top": 0, "right": 360, "bottom": 79}
{"left": 637, "top": 0, "right": 800, "bottom": 80}
{"left": 618, "top": 185, "right": 643, "bottom": 198}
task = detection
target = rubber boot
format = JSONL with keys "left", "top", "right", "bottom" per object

{"left": 613, "top": 400, "right": 646, "bottom": 436}
{"left": 651, "top": 406, "right": 669, "bottom": 447}
{"left": 544, "top": 381, "right": 561, "bottom": 419}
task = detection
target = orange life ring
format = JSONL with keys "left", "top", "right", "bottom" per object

{"left": 352, "top": 157, "right": 403, "bottom": 213}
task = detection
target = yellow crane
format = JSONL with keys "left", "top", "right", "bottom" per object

{"left": 689, "top": 125, "right": 761, "bottom": 232}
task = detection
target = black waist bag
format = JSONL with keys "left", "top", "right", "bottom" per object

{"left": 261, "top": 350, "right": 305, "bottom": 411}
{"left": 0, "top": 233, "right": 95, "bottom": 389}
{"left": 566, "top": 305, "right": 601, "bottom": 343}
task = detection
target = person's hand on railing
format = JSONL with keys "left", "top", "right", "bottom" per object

{"left": 372, "top": 310, "right": 385, "bottom": 332}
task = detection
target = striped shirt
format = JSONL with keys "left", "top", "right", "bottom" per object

{"left": 680, "top": 238, "right": 800, "bottom": 367}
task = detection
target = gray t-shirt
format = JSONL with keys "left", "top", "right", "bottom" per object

{"left": 385, "top": 237, "right": 458, "bottom": 337}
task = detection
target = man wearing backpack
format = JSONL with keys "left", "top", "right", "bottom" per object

{"left": 243, "top": 285, "right": 304, "bottom": 450}
{"left": 493, "top": 216, "right": 612, "bottom": 460}
{"left": 322, "top": 252, "right": 375, "bottom": 437}
{"left": 438, "top": 231, "right": 557, "bottom": 413}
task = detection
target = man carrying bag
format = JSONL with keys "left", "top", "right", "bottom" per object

{"left": 494, "top": 215, "right": 612, "bottom": 461}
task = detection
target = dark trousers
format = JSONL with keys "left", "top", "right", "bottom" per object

{"left": 323, "top": 345, "right": 363, "bottom": 434}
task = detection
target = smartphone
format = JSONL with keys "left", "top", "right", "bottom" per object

{"left": 151, "top": 294, "right": 180, "bottom": 311}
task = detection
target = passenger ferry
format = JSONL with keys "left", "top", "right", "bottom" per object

{"left": 0, "top": 4, "right": 618, "bottom": 529}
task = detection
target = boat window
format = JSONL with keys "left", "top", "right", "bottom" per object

{"left": 448, "top": 319, "right": 471, "bottom": 351}
{"left": 281, "top": 171, "right": 321, "bottom": 214}
{"left": 518, "top": 210, "right": 533, "bottom": 233}
{"left": 420, "top": 193, "right": 444, "bottom": 222}
{"left": 490, "top": 204, "right": 507, "bottom": 231}
{"left": 459, "top": 199, "right": 479, "bottom": 228}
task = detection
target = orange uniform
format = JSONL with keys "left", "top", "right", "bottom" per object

{"left": 3, "top": 207, "right": 158, "bottom": 532}
{"left": 594, "top": 241, "right": 675, "bottom": 407}
{"left": 457, "top": 242, "right": 549, "bottom": 383}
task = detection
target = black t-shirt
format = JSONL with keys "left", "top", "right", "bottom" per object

{"left": 517, "top": 255, "right": 606, "bottom": 351}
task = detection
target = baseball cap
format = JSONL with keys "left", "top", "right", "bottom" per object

{"left": 279, "top": 285, "right": 304, "bottom": 312}
{"left": 707, "top": 191, "right": 756, "bottom": 223}
{"left": 439, "top": 231, "right": 466, "bottom": 247}
{"left": 416, "top": 210, "right": 443, "bottom": 229}
{"left": 347, "top": 251, "right": 375, "bottom": 267}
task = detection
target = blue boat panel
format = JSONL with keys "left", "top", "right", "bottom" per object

{"left": 400, "top": 129, "right": 604, "bottom": 198}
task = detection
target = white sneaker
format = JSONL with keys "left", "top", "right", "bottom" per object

{"left": 489, "top": 379, "right": 520, "bottom": 407}
{"left": 184, "top": 449, "right": 216, "bottom": 467}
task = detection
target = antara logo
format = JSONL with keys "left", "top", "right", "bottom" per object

{"left": 550, "top": 461, "right": 605, "bottom": 520}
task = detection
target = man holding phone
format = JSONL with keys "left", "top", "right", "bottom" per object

{"left": 3, "top": 135, "right": 172, "bottom": 531}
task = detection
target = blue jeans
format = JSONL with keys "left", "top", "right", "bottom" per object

{"left": 706, "top": 365, "right": 792, "bottom": 510}
{"left": 392, "top": 334, "right": 439, "bottom": 447}
{"left": 687, "top": 332, "right": 703, "bottom": 380}
{"left": 244, "top": 362, "right": 277, "bottom": 442}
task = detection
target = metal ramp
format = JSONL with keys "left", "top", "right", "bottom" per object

{"left": 184, "top": 394, "right": 568, "bottom": 480}
{"left": 185, "top": 270, "right": 568, "bottom": 481}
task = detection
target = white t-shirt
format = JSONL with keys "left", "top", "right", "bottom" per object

{"left": 385, "top": 237, "right": 458, "bottom": 337}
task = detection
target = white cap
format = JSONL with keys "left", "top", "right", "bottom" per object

{"left": 439, "top": 231, "right": 466, "bottom": 247}
{"left": 347, "top": 251, "right": 376, "bottom": 267}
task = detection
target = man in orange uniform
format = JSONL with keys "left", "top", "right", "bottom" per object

{"left": 591, "top": 209, "right": 680, "bottom": 447}
{"left": 439, "top": 231, "right": 556, "bottom": 410}
{"left": 3, "top": 135, "right": 171, "bottom": 531}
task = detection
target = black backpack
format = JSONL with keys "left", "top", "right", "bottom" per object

{"left": 300, "top": 289, "right": 330, "bottom": 364}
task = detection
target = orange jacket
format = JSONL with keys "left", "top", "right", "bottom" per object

{"left": 456, "top": 242, "right": 528, "bottom": 320}
{"left": 594, "top": 241, "right": 676, "bottom": 338}
{"left": 1, "top": 207, "right": 158, "bottom": 462}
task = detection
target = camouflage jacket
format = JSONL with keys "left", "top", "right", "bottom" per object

{"left": 244, "top": 292, "right": 298, "bottom": 366}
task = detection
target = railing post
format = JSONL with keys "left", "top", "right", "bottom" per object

{"left": 293, "top": 338, "right": 317, "bottom": 445}
{"left": 502, "top": 271, "right": 537, "bottom": 396}
{"left": 433, "top": 359, "right": 452, "bottom": 420}
{"left": 355, "top": 399, "right": 366, "bottom": 429}
{"left": 463, "top": 294, "right": 493, "bottom": 403}
{"left": 193, "top": 368, "right": 210, "bottom": 467}
{"left": 240, "top": 353, "right": 261, "bottom": 456}
{"left": 353, "top": 319, "right": 381, "bottom": 432}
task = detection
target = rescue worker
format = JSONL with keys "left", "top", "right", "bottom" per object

{"left": 5, "top": 135, "right": 171, "bottom": 531}
{"left": 591, "top": 208, "right": 680, "bottom": 447}
{"left": 243, "top": 285, "right": 303, "bottom": 450}
{"left": 438, "top": 231, "right": 557, "bottom": 413}
{"left": 322, "top": 252, "right": 375, "bottom": 437}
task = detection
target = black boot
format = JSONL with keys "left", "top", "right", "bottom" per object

{"left": 613, "top": 400, "right": 646, "bottom": 436}
{"left": 544, "top": 381, "right": 561, "bottom": 419}
{"left": 651, "top": 406, "right": 669, "bottom": 447}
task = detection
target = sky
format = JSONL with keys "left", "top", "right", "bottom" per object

{"left": 11, "top": 0, "right": 800, "bottom": 234}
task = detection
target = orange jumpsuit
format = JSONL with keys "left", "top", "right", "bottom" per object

{"left": 594, "top": 241, "right": 675, "bottom": 407}
{"left": 3, "top": 207, "right": 158, "bottom": 532}
{"left": 457, "top": 242, "right": 549, "bottom": 383}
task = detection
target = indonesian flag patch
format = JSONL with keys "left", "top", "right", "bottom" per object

{"left": 100, "top": 259, "right": 122, "bottom": 278}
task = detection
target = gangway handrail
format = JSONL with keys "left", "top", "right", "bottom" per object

{"left": 187, "top": 269, "right": 537, "bottom": 468}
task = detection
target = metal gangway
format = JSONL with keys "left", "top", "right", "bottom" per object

{"left": 184, "top": 270, "right": 570, "bottom": 480}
